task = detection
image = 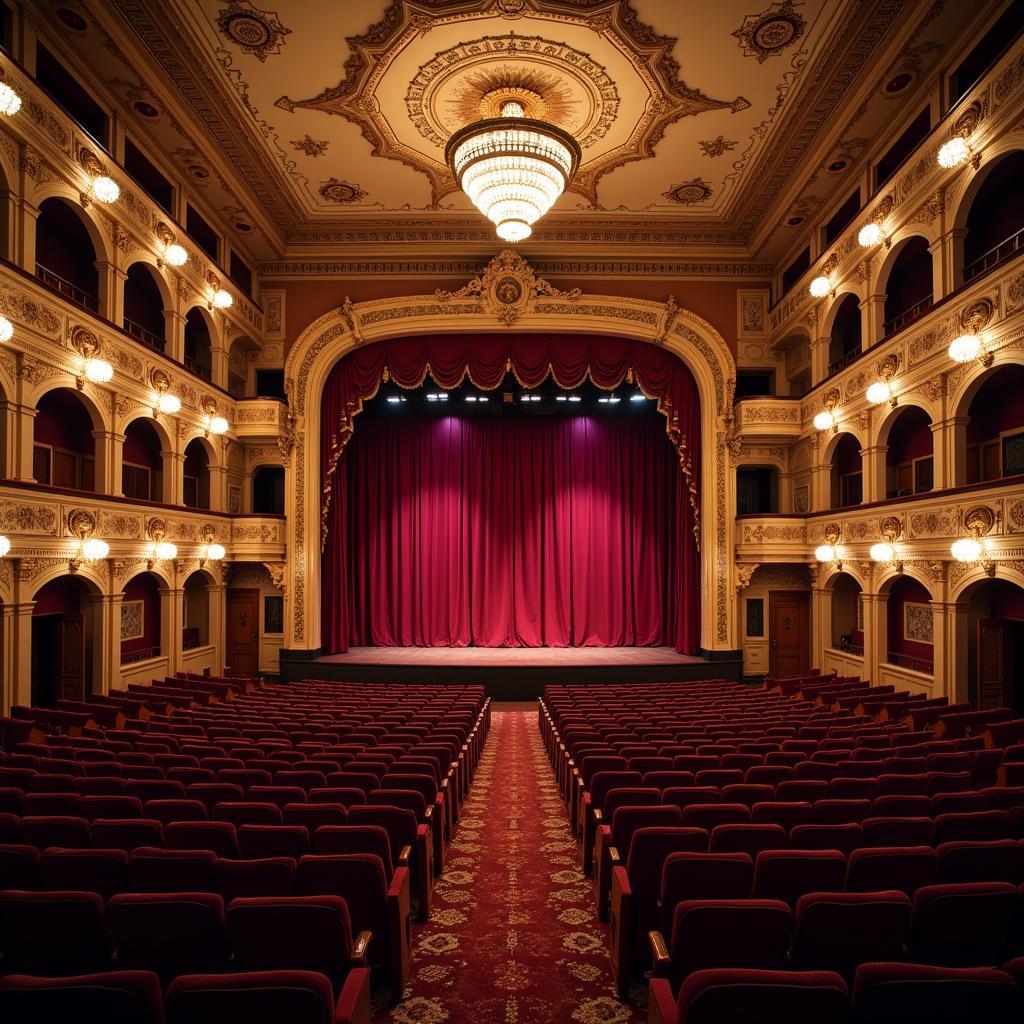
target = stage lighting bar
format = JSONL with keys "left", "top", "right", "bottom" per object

{"left": 599, "top": 394, "right": 621, "bottom": 404}
{"left": 630, "top": 392, "right": 648, "bottom": 402}
{"left": 426, "top": 392, "right": 449, "bottom": 401}
{"left": 386, "top": 395, "right": 406, "bottom": 404}
{"left": 568, "top": 394, "right": 581, "bottom": 403}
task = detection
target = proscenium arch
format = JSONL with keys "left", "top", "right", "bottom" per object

{"left": 283, "top": 282, "right": 736, "bottom": 656}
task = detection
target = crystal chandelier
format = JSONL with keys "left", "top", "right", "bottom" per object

{"left": 446, "top": 99, "right": 581, "bottom": 243}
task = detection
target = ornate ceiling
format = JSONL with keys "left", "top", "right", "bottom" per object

{"left": 46, "top": 0, "right": 985, "bottom": 260}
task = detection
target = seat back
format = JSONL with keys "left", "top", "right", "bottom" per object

{"left": 0, "top": 890, "right": 113, "bottom": 974}
{"left": 127, "top": 847, "right": 218, "bottom": 893}
{"left": 660, "top": 852, "right": 754, "bottom": 933}
{"left": 164, "top": 821, "right": 239, "bottom": 857}
{"left": 709, "top": 824, "right": 787, "bottom": 857}
{"left": 845, "top": 845, "right": 938, "bottom": 897}
{"left": 752, "top": 850, "right": 847, "bottom": 906}
{"left": 910, "top": 881, "right": 1019, "bottom": 966}
{"left": 39, "top": 847, "right": 129, "bottom": 900}
{"left": 214, "top": 856, "right": 296, "bottom": 902}
{"left": 0, "top": 970, "right": 164, "bottom": 1024}
{"left": 310, "top": 824, "right": 395, "bottom": 876}
{"left": 238, "top": 825, "right": 311, "bottom": 860}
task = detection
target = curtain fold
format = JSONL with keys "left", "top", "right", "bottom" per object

{"left": 320, "top": 334, "right": 701, "bottom": 655}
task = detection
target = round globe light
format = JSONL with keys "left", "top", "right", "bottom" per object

{"left": 0, "top": 83, "right": 22, "bottom": 116}
{"left": 866, "top": 380, "right": 892, "bottom": 405}
{"left": 205, "top": 543, "right": 226, "bottom": 561}
{"left": 157, "top": 393, "right": 181, "bottom": 414}
{"left": 950, "top": 537, "right": 983, "bottom": 563}
{"left": 937, "top": 137, "right": 970, "bottom": 169}
{"left": 858, "top": 222, "right": 883, "bottom": 247}
{"left": 0, "top": 315, "right": 13, "bottom": 342}
{"left": 154, "top": 541, "right": 177, "bottom": 560}
{"left": 91, "top": 175, "right": 120, "bottom": 203}
{"left": 813, "top": 410, "right": 835, "bottom": 431}
{"left": 82, "top": 538, "right": 109, "bottom": 561}
{"left": 870, "top": 542, "right": 895, "bottom": 563}
{"left": 815, "top": 544, "right": 837, "bottom": 563}
{"left": 809, "top": 275, "right": 831, "bottom": 298}
{"left": 947, "top": 334, "right": 981, "bottom": 363}
{"left": 212, "top": 289, "right": 233, "bottom": 309}
{"left": 208, "top": 416, "right": 229, "bottom": 435}
{"left": 84, "top": 358, "right": 114, "bottom": 383}
{"left": 0, "top": 535, "right": 10, "bottom": 557}
{"left": 164, "top": 243, "right": 188, "bottom": 267}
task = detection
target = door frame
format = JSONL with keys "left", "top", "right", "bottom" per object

{"left": 226, "top": 587, "right": 261, "bottom": 676}
{"left": 768, "top": 590, "right": 811, "bottom": 678}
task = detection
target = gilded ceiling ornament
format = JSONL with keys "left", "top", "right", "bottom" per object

{"left": 290, "top": 135, "right": 328, "bottom": 158}
{"left": 318, "top": 178, "right": 367, "bottom": 204}
{"left": 698, "top": 136, "right": 738, "bottom": 158}
{"left": 732, "top": 1, "right": 807, "bottom": 64}
{"left": 216, "top": 1, "right": 291, "bottom": 62}
{"left": 663, "top": 178, "right": 713, "bottom": 205}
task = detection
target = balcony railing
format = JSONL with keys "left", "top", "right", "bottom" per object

{"left": 35, "top": 264, "right": 99, "bottom": 314}
{"left": 123, "top": 317, "right": 166, "bottom": 353}
{"left": 886, "top": 652, "right": 933, "bottom": 674}
{"left": 121, "top": 645, "right": 162, "bottom": 665}
{"left": 184, "top": 355, "right": 212, "bottom": 381}
{"left": 827, "top": 347, "right": 861, "bottom": 376}
{"left": 883, "top": 295, "right": 933, "bottom": 337}
{"left": 963, "top": 226, "right": 1024, "bottom": 283}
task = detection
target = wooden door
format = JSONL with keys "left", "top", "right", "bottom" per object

{"left": 57, "top": 615, "right": 85, "bottom": 701}
{"left": 977, "top": 619, "right": 1012, "bottom": 710}
{"left": 769, "top": 591, "right": 810, "bottom": 678}
{"left": 227, "top": 589, "right": 260, "bottom": 676}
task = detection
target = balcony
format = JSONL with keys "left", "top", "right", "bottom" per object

{"left": 964, "top": 226, "right": 1024, "bottom": 283}
{"left": 123, "top": 317, "right": 166, "bottom": 354}
{"left": 733, "top": 399, "right": 803, "bottom": 440}
{"left": 35, "top": 264, "right": 99, "bottom": 314}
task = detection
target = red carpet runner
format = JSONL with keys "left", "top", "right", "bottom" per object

{"left": 374, "top": 709, "right": 645, "bottom": 1023}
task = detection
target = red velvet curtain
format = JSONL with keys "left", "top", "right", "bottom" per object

{"left": 320, "top": 334, "right": 700, "bottom": 654}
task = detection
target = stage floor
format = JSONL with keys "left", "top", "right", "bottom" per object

{"left": 317, "top": 646, "right": 706, "bottom": 668}
{"left": 279, "top": 644, "right": 742, "bottom": 698}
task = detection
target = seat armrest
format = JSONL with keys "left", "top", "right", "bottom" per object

{"left": 424, "top": 805, "right": 434, "bottom": 821}
{"left": 398, "top": 844, "right": 412, "bottom": 867}
{"left": 388, "top": 864, "right": 410, "bottom": 901}
{"left": 648, "top": 977, "right": 679, "bottom": 1024}
{"left": 649, "top": 930, "right": 670, "bottom": 978}
{"left": 335, "top": 965, "right": 372, "bottom": 1024}
{"left": 608, "top": 846, "right": 621, "bottom": 867}
{"left": 611, "top": 863, "right": 631, "bottom": 897}
{"left": 351, "top": 929, "right": 372, "bottom": 967}
{"left": 592, "top": 807, "right": 602, "bottom": 824}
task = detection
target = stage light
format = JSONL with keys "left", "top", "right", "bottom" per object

{"left": 90, "top": 175, "right": 120, "bottom": 203}
{"left": 387, "top": 396, "right": 401, "bottom": 404}
{"left": 520, "top": 395, "right": 531, "bottom": 403}
{"left": 630, "top": 392, "right": 647, "bottom": 402}
{"left": 866, "top": 380, "right": 892, "bottom": 405}
{"left": 598, "top": 397, "right": 609, "bottom": 404}
{"left": 439, "top": 392, "right": 448, "bottom": 400}
{"left": 478, "top": 396, "right": 488, "bottom": 403}
{"left": 530, "top": 395, "right": 541, "bottom": 402}
{"left": 0, "top": 83, "right": 22, "bottom": 116}
{"left": 950, "top": 537, "right": 982, "bottom": 563}
{"left": 813, "top": 410, "right": 835, "bottom": 431}
{"left": 556, "top": 395, "right": 567, "bottom": 402}
{"left": 609, "top": 395, "right": 621, "bottom": 404}
{"left": 163, "top": 242, "right": 188, "bottom": 267}
{"left": 948, "top": 333, "right": 982, "bottom": 363}
{"left": 870, "top": 541, "right": 896, "bottom": 564}
{"left": 81, "top": 538, "right": 109, "bottom": 561}
{"left": 208, "top": 415, "right": 229, "bottom": 435}
{"left": 815, "top": 544, "right": 838, "bottom": 563}
{"left": 427, "top": 393, "right": 439, "bottom": 401}
{"left": 465, "top": 395, "right": 477, "bottom": 402}
{"left": 211, "top": 288, "right": 233, "bottom": 309}
{"left": 568, "top": 395, "right": 581, "bottom": 403}
{"left": 858, "top": 222, "right": 882, "bottom": 247}
{"left": 152, "top": 541, "right": 177, "bottom": 561}
{"left": 83, "top": 357, "right": 113, "bottom": 384}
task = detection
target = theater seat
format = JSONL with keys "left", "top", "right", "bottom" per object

{"left": 909, "top": 882, "right": 1020, "bottom": 966}
{"left": 659, "top": 853, "right": 753, "bottom": 935}
{"left": 752, "top": 850, "right": 847, "bottom": 907}
{"left": 39, "top": 847, "right": 129, "bottom": 900}
{"left": 127, "top": 847, "right": 218, "bottom": 893}
{"left": 0, "top": 971, "right": 164, "bottom": 1024}
{"left": 936, "top": 839, "right": 1024, "bottom": 884}
{"left": 845, "top": 846, "right": 938, "bottom": 897}
{"left": 0, "top": 844, "right": 42, "bottom": 890}
{"left": 214, "top": 856, "right": 296, "bottom": 902}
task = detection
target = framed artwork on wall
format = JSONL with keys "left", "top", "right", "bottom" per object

{"left": 264, "top": 595, "right": 284, "bottom": 634}
{"left": 903, "top": 602, "right": 933, "bottom": 644}
{"left": 120, "top": 600, "right": 144, "bottom": 641}
{"left": 746, "top": 597, "right": 764, "bottom": 637}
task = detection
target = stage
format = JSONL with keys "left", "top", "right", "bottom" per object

{"left": 278, "top": 645, "right": 743, "bottom": 699}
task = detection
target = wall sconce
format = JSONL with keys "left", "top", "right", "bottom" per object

{"left": 937, "top": 102, "right": 982, "bottom": 169}
{"left": 200, "top": 396, "right": 229, "bottom": 436}
{"left": 947, "top": 299, "right": 994, "bottom": 366}
{"left": 79, "top": 148, "right": 120, "bottom": 204}
{"left": 150, "top": 369, "right": 181, "bottom": 417}
{"left": 199, "top": 525, "right": 226, "bottom": 567}
{"left": 0, "top": 315, "right": 13, "bottom": 342}
{"left": 809, "top": 274, "right": 831, "bottom": 298}
{"left": 814, "top": 523, "right": 843, "bottom": 569}
{"left": 71, "top": 327, "right": 113, "bottom": 389}
{"left": 207, "top": 273, "right": 233, "bottom": 310}
{"left": 813, "top": 388, "right": 841, "bottom": 432}
{"left": 0, "top": 82, "right": 22, "bottom": 116}
{"left": 856, "top": 196, "right": 893, "bottom": 249}
{"left": 156, "top": 222, "right": 187, "bottom": 268}
{"left": 0, "top": 535, "right": 10, "bottom": 557}
{"left": 68, "top": 510, "right": 108, "bottom": 573}
{"left": 866, "top": 354, "right": 900, "bottom": 408}
{"left": 870, "top": 516, "right": 903, "bottom": 574}
{"left": 146, "top": 517, "right": 177, "bottom": 569}
{"left": 950, "top": 505, "right": 996, "bottom": 574}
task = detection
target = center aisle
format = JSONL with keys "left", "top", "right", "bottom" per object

{"left": 374, "top": 708, "right": 644, "bottom": 1023}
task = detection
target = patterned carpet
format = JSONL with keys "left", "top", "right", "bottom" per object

{"left": 373, "top": 709, "right": 645, "bottom": 1023}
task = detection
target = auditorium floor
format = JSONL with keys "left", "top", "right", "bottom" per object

{"left": 373, "top": 709, "right": 644, "bottom": 1023}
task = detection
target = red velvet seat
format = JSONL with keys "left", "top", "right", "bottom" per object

{"left": 310, "top": 825, "right": 398, "bottom": 875}
{"left": 0, "top": 843, "right": 42, "bottom": 889}
{"left": 709, "top": 823, "right": 786, "bottom": 857}
{"left": 20, "top": 793, "right": 82, "bottom": 818}
{"left": 0, "top": 890, "right": 113, "bottom": 975}
{"left": 90, "top": 818, "right": 164, "bottom": 852}
{"left": 238, "top": 824, "right": 311, "bottom": 859}
{"left": 127, "top": 847, "right": 218, "bottom": 893}
{"left": 143, "top": 798, "right": 208, "bottom": 824}
{"left": 660, "top": 786, "right": 721, "bottom": 815}
{"left": 213, "top": 801, "right": 282, "bottom": 827}
{"left": 749, "top": 801, "right": 813, "bottom": 830}
{"left": 283, "top": 803, "right": 349, "bottom": 830}
{"left": 578, "top": 770, "right": 643, "bottom": 874}
{"left": 860, "top": 816, "right": 934, "bottom": 847}
{"left": 347, "top": 804, "right": 431, "bottom": 918}
{"left": 247, "top": 785, "right": 307, "bottom": 810}
{"left": 309, "top": 788, "right": 369, "bottom": 808}
{"left": 910, "top": 881, "right": 1020, "bottom": 966}
{"left": 681, "top": 802, "right": 749, "bottom": 831}
{"left": 214, "top": 856, "right": 296, "bottom": 902}
{"left": 812, "top": 799, "right": 871, "bottom": 825}
{"left": 185, "top": 784, "right": 244, "bottom": 814}
{"left": 845, "top": 845, "right": 938, "bottom": 896}
{"left": 933, "top": 810, "right": 1008, "bottom": 844}
{"left": 81, "top": 795, "right": 144, "bottom": 821}
{"left": 164, "top": 820, "right": 239, "bottom": 857}
{"left": 789, "top": 823, "right": 862, "bottom": 855}
{"left": 0, "top": 970, "right": 164, "bottom": 1024}
{"left": 752, "top": 849, "right": 847, "bottom": 907}
{"left": 17, "top": 815, "right": 91, "bottom": 850}
{"left": 40, "top": 847, "right": 129, "bottom": 899}
{"left": 936, "top": 839, "right": 1024, "bottom": 884}
{"left": 659, "top": 853, "right": 754, "bottom": 934}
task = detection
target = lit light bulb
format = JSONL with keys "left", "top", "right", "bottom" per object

{"left": 81, "top": 538, "right": 109, "bottom": 561}
{"left": 153, "top": 541, "right": 177, "bottom": 560}
{"left": 164, "top": 243, "right": 188, "bottom": 267}
{"left": 0, "top": 315, "right": 13, "bottom": 342}
{"left": 0, "top": 535, "right": 10, "bottom": 557}
{"left": 815, "top": 544, "right": 837, "bottom": 563}
{"left": 91, "top": 175, "right": 120, "bottom": 203}
{"left": 813, "top": 410, "right": 835, "bottom": 431}
{"left": 947, "top": 334, "right": 981, "bottom": 363}
{"left": 866, "top": 380, "right": 892, "bottom": 405}
{"left": 204, "top": 543, "right": 226, "bottom": 561}
{"left": 809, "top": 275, "right": 830, "bottom": 298}
{"left": 212, "top": 289, "right": 233, "bottom": 309}
{"left": 157, "top": 393, "right": 181, "bottom": 414}
{"left": 937, "top": 137, "right": 970, "bottom": 169}
{"left": 858, "top": 222, "right": 882, "bottom": 247}
{"left": 208, "top": 415, "right": 229, "bottom": 435}
{"left": 950, "top": 537, "right": 982, "bottom": 563}
{"left": 0, "top": 83, "right": 22, "bottom": 116}
{"left": 870, "top": 542, "right": 895, "bottom": 563}
{"left": 84, "top": 358, "right": 114, "bottom": 383}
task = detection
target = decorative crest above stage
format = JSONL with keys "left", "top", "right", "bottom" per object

{"left": 435, "top": 249, "right": 581, "bottom": 326}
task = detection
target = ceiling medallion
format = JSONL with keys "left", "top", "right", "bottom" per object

{"left": 318, "top": 178, "right": 367, "bottom": 204}
{"left": 274, "top": 1, "right": 748, "bottom": 206}
{"left": 445, "top": 95, "right": 582, "bottom": 241}
{"left": 732, "top": 1, "right": 807, "bottom": 64}
{"left": 216, "top": 1, "right": 291, "bottom": 62}
{"left": 663, "top": 178, "right": 713, "bottom": 206}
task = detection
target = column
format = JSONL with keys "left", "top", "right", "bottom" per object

{"left": 940, "top": 228, "right": 967, "bottom": 294}
{"left": 0, "top": 188, "right": 18, "bottom": 264}
{"left": 209, "top": 462, "right": 229, "bottom": 513}
{"left": 863, "top": 592, "right": 888, "bottom": 686}
{"left": 811, "top": 584, "right": 831, "bottom": 669}
{"left": 93, "top": 592, "right": 122, "bottom": 697}
{"left": 91, "top": 430, "right": 118, "bottom": 497}
{"left": 161, "top": 586, "right": 182, "bottom": 678}
{"left": 210, "top": 343, "right": 230, "bottom": 391}
{"left": 164, "top": 310, "right": 186, "bottom": 364}
{"left": 861, "top": 444, "right": 888, "bottom": 503}
{"left": 858, "top": 295, "right": 875, "bottom": 350}
{"left": 95, "top": 261, "right": 124, "bottom": 323}
{"left": 165, "top": 451, "right": 185, "bottom": 505}
{"left": 941, "top": 600, "right": 970, "bottom": 703}
{"left": 207, "top": 583, "right": 227, "bottom": 675}
{"left": 107, "top": 431, "right": 126, "bottom": 498}
{"left": 929, "top": 236, "right": 949, "bottom": 303}
{"left": 16, "top": 200, "right": 39, "bottom": 275}
{"left": 864, "top": 293, "right": 886, "bottom": 348}
{"left": 11, "top": 403, "right": 37, "bottom": 483}
{"left": 936, "top": 416, "right": 970, "bottom": 489}
{"left": 929, "top": 421, "right": 949, "bottom": 490}
{"left": 809, "top": 336, "right": 829, "bottom": 386}
{"left": 6, "top": 602, "right": 34, "bottom": 712}
{"left": 241, "top": 471, "right": 253, "bottom": 514}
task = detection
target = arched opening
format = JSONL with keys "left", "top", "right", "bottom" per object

{"left": 736, "top": 466, "right": 778, "bottom": 514}
{"left": 252, "top": 465, "right": 285, "bottom": 515}
{"left": 962, "top": 577, "right": 1024, "bottom": 713}
{"left": 827, "top": 294, "right": 862, "bottom": 373}
{"left": 35, "top": 197, "right": 99, "bottom": 312}
{"left": 121, "top": 572, "right": 163, "bottom": 665}
{"left": 33, "top": 388, "right": 97, "bottom": 492}
{"left": 830, "top": 572, "right": 863, "bottom": 654}
{"left": 122, "top": 418, "right": 165, "bottom": 502}
{"left": 183, "top": 571, "right": 211, "bottom": 650}
{"left": 31, "top": 575, "right": 98, "bottom": 706}
{"left": 885, "top": 405, "right": 933, "bottom": 498}
{"left": 963, "top": 150, "right": 1024, "bottom": 283}
{"left": 829, "top": 433, "right": 862, "bottom": 509}
{"left": 122, "top": 262, "right": 167, "bottom": 352}
{"left": 778, "top": 333, "right": 811, "bottom": 397}
{"left": 228, "top": 337, "right": 259, "bottom": 398}
{"left": 965, "top": 364, "right": 1024, "bottom": 483}
{"left": 885, "top": 575, "right": 933, "bottom": 675}
{"left": 883, "top": 236, "right": 933, "bottom": 337}
{"left": 184, "top": 308, "right": 213, "bottom": 381}
{"left": 183, "top": 438, "right": 211, "bottom": 509}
